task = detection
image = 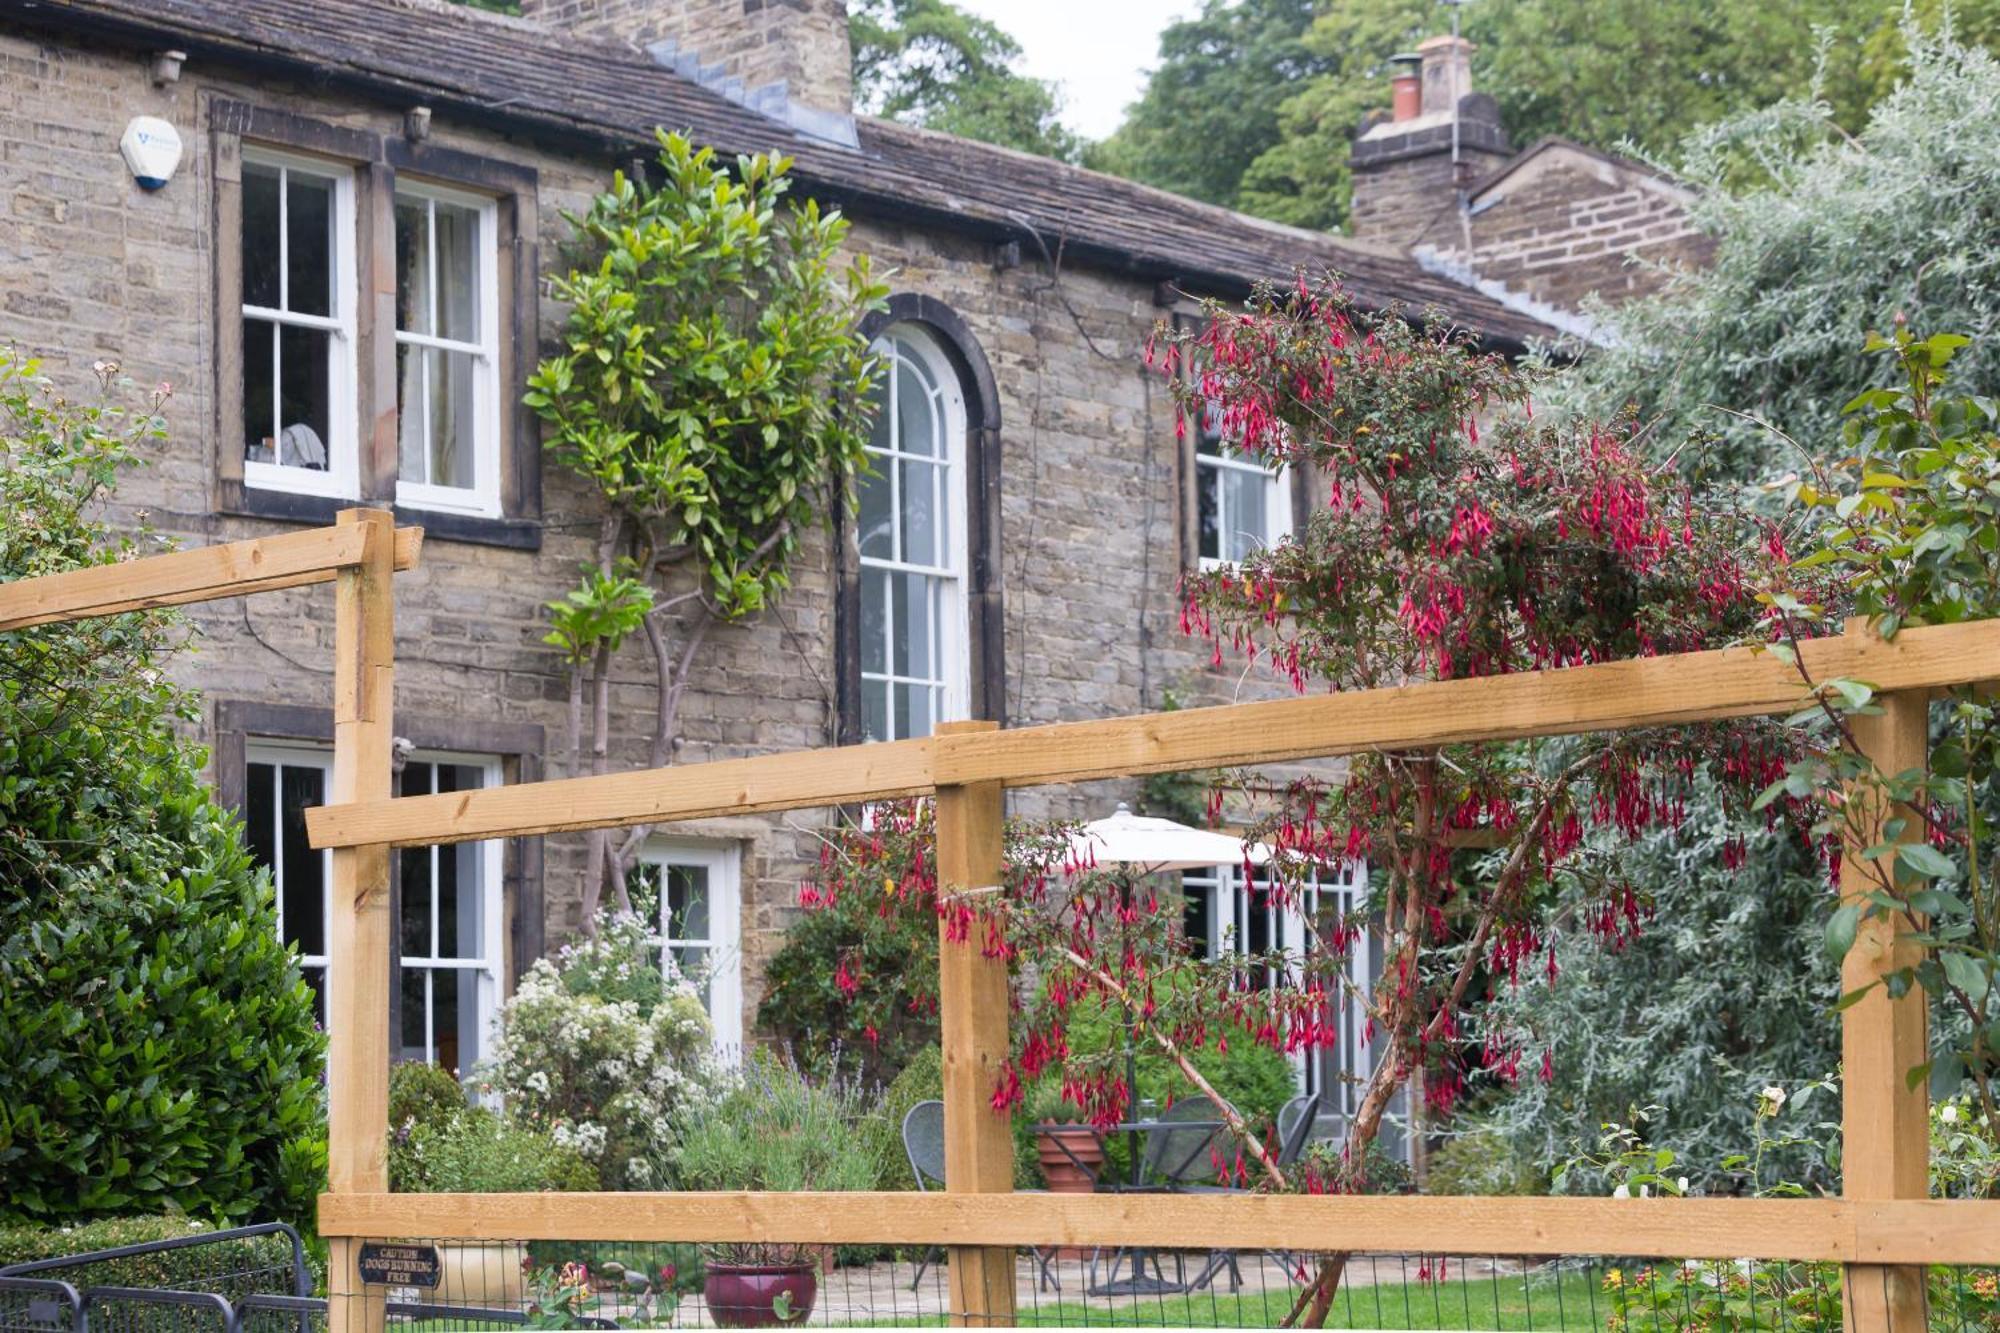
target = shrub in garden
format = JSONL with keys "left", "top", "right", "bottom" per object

{"left": 0, "top": 1216, "right": 313, "bottom": 1298}
{"left": 475, "top": 914, "right": 713, "bottom": 1190}
{"left": 398, "top": 1108, "right": 598, "bottom": 1194}
{"left": 861, "top": 1045, "right": 943, "bottom": 1190}
{"left": 671, "top": 1052, "right": 885, "bottom": 1195}
{"left": 0, "top": 354, "right": 325, "bottom": 1227}
{"left": 760, "top": 808, "right": 943, "bottom": 1086}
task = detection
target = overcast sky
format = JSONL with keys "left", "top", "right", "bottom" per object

{"left": 952, "top": 0, "right": 1205, "bottom": 143}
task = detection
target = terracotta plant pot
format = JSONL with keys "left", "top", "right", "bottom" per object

{"left": 1036, "top": 1125, "right": 1105, "bottom": 1260}
{"left": 437, "top": 1240, "right": 528, "bottom": 1306}
{"left": 704, "top": 1262, "right": 818, "bottom": 1328}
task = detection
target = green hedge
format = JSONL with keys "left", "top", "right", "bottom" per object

{"left": 0, "top": 1216, "right": 310, "bottom": 1296}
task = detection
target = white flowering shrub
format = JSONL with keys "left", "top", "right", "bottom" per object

{"left": 475, "top": 913, "right": 715, "bottom": 1189}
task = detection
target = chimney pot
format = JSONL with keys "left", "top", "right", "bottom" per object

{"left": 1387, "top": 52, "right": 1422, "bottom": 122}
{"left": 1417, "top": 33, "right": 1475, "bottom": 117}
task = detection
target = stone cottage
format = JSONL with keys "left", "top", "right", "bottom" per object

{"left": 0, "top": 0, "right": 1671, "bottom": 1126}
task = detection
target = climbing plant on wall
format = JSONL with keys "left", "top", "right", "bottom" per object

{"left": 527, "top": 131, "right": 888, "bottom": 925}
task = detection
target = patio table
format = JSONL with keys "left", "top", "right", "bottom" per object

{"left": 1031, "top": 1117, "right": 1226, "bottom": 1296}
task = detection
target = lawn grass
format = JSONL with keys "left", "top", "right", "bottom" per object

{"left": 855, "top": 1265, "right": 1603, "bottom": 1328}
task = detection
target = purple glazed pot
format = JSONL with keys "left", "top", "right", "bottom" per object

{"left": 704, "top": 1262, "right": 818, "bottom": 1328}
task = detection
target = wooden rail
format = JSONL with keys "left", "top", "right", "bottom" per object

{"left": 0, "top": 523, "right": 422, "bottom": 631}
{"left": 316, "top": 1192, "right": 2000, "bottom": 1266}
{"left": 299, "top": 611, "right": 2000, "bottom": 1330}
{"left": 305, "top": 618, "right": 2000, "bottom": 850}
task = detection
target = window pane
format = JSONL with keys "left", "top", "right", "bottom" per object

{"left": 894, "top": 681, "right": 933, "bottom": 739}
{"left": 1195, "top": 400, "right": 1225, "bottom": 456}
{"left": 860, "top": 567, "right": 888, "bottom": 676}
{"left": 395, "top": 342, "right": 426, "bottom": 483}
{"left": 1223, "top": 467, "right": 1269, "bottom": 561}
{"left": 246, "top": 763, "right": 275, "bottom": 882}
{"left": 394, "top": 197, "right": 430, "bottom": 337}
{"left": 242, "top": 318, "right": 276, "bottom": 466}
{"left": 442, "top": 843, "right": 482, "bottom": 959}
{"left": 433, "top": 968, "right": 463, "bottom": 1074}
{"left": 399, "top": 846, "right": 431, "bottom": 957}
{"left": 892, "top": 571, "right": 933, "bottom": 679}
{"left": 673, "top": 945, "right": 712, "bottom": 1012}
{"left": 1196, "top": 463, "right": 1220, "bottom": 561}
{"left": 428, "top": 347, "right": 477, "bottom": 490}
{"left": 866, "top": 379, "right": 893, "bottom": 453}
{"left": 286, "top": 171, "right": 334, "bottom": 317}
{"left": 400, "top": 967, "right": 428, "bottom": 1059}
{"left": 857, "top": 463, "right": 893, "bottom": 560}
{"left": 1181, "top": 881, "right": 1213, "bottom": 958}
{"left": 433, "top": 200, "right": 480, "bottom": 344}
{"left": 895, "top": 361, "right": 937, "bottom": 457}
{"left": 279, "top": 765, "right": 325, "bottom": 957}
{"left": 242, "top": 164, "right": 281, "bottom": 309}
{"left": 276, "top": 323, "right": 331, "bottom": 471}
{"left": 898, "top": 458, "right": 937, "bottom": 566}
{"left": 300, "top": 966, "right": 326, "bottom": 1029}
{"left": 667, "top": 864, "right": 709, "bottom": 942}
{"left": 862, "top": 677, "right": 888, "bottom": 742}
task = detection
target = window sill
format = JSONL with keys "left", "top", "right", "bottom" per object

{"left": 218, "top": 481, "right": 542, "bottom": 551}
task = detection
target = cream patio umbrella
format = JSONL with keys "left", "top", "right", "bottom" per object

{"left": 1060, "top": 802, "right": 1271, "bottom": 875}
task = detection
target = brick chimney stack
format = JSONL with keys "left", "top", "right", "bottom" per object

{"left": 1347, "top": 32, "right": 1511, "bottom": 242}
{"left": 522, "top": 0, "right": 854, "bottom": 126}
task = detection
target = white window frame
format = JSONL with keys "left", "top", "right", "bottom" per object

{"left": 240, "top": 146, "right": 360, "bottom": 502}
{"left": 859, "top": 326, "right": 970, "bottom": 740}
{"left": 243, "top": 741, "right": 503, "bottom": 1075}
{"left": 393, "top": 750, "right": 506, "bottom": 1071}
{"left": 391, "top": 179, "right": 503, "bottom": 519}
{"left": 635, "top": 840, "right": 744, "bottom": 1061}
{"left": 1181, "top": 859, "right": 1369, "bottom": 1105}
{"left": 1194, "top": 417, "right": 1292, "bottom": 570}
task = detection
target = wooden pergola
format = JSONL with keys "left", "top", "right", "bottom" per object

{"left": 7, "top": 507, "right": 1996, "bottom": 1331}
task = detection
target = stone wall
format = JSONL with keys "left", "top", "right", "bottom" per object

{"left": 0, "top": 21, "right": 1291, "bottom": 1036}
{"left": 1413, "top": 143, "right": 1714, "bottom": 317}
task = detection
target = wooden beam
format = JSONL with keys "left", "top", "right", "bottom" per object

{"left": 1840, "top": 685, "right": 1932, "bottom": 1333}
{"left": 316, "top": 1192, "right": 2000, "bottom": 1265}
{"left": 934, "top": 721, "right": 1014, "bottom": 1328}
{"left": 934, "top": 619, "right": 2000, "bottom": 789}
{"left": 307, "top": 620, "right": 2000, "bottom": 851}
{"left": 306, "top": 734, "right": 936, "bottom": 849}
{"left": 0, "top": 524, "right": 421, "bottom": 631}
{"left": 325, "top": 509, "right": 397, "bottom": 1333}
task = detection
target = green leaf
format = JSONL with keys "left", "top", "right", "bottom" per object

{"left": 1896, "top": 841, "right": 1956, "bottom": 879}
{"left": 1824, "top": 903, "right": 1860, "bottom": 960}
{"left": 1942, "top": 951, "right": 1989, "bottom": 1002}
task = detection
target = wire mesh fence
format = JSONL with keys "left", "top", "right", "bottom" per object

{"left": 6, "top": 1228, "right": 1997, "bottom": 1332}
{"left": 317, "top": 1239, "right": 2000, "bottom": 1330}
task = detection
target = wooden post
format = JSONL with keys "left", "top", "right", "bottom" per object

{"left": 326, "top": 509, "right": 396, "bottom": 1333}
{"left": 1840, "top": 680, "right": 1930, "bottom": 1333}
{"left": 934, "top": 720, "right": 1016, "bottom": 1327}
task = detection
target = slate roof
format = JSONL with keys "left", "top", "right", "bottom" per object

{"left": 8, "top": 0, "right": 1561, "bottom": 347}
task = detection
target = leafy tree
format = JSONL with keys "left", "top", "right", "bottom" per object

{"left": 526, "top": 132, "right": 886, "bottom": 923}
{"left": 851, "top": 0, "right": 1079, "bottom": 161}
{"left": 0, "top": 355, "right": 326, "bottom": 1226}
{"left": 1165, "top": 279, "right": 1808, "bottom": 1320}
{"left": 1087, "top": 0, "right": 1334, "bottom": 216}
{"left": 1555, "top": 28, "right": 2000, "bottom": 480}
{"left": 1102, "top": 0, "right": 2000, "bottom": 234}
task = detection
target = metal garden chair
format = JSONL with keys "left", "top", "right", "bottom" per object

{"left": 903, "top": 1099, "right": 1064, "bottom": 1294}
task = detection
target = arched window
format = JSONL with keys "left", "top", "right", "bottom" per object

{"left": 856, "top": 325, "right": 970, "bottom": 741}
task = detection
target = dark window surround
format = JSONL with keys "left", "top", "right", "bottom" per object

{"left": 839, "top": 294, "right": 1005, "bottom": 744}
{"left": 210, "top": 699, "right": 548, "bottom": 988}
{"left": 207, "top": 96, "right": 543, "bottom": 551}
{"left": 1171, "top": 311, "right": 1312, "bottom": 574}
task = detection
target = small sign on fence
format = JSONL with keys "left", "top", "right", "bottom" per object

{"left": 356, "top": 1242, "right": 441, "bottom": 1288}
